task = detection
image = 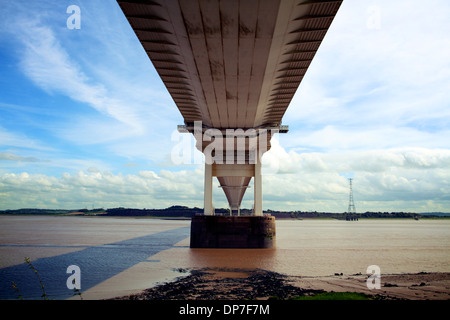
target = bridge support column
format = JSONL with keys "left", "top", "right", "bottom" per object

{"left": 204, "top": 163, "right": 213, "bottom": 215}
{"left": 192, "top": 159, "right": 275, "bottom": 248}
{"left": 254, "top": 159, "right": 262, "bottom": 216}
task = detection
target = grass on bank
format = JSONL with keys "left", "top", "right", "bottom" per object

{"left": 291, "top": 292, "right": 371, "bottom": 300}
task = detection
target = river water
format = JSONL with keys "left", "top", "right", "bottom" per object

{"left": 0, "top": 215, "right": 449, "bottom": 300}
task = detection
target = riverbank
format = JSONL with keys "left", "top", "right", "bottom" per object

{"left": 2, "top": 206, "right": 449, "bottom": 219}
{"left": 110, "top": 268, "right": 450, "bottom": 300}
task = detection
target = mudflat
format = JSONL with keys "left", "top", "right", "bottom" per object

{"left": 110, "top": 268, "right": 450, "bottom": 300}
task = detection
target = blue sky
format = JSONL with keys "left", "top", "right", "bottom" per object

{"left": 1, "top": 0, "right": 449, "bottom": 212}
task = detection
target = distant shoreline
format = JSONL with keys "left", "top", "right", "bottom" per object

{"left": 1, "top": 214, "right": 449, "bottom": 221}
{"left": 1, "top": 206, "right": 449, "bottom": 220}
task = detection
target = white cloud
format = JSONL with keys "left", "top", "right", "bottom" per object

{"left": 256, "top": 142, "right": 450, "bottom": 212}
{"left": 0, "top": 126, "right": 54, "bottom": 152}
{"left": 284, "top": 0, "right": 450, "bottom": 153}
{"left": 0, "top": 2, "right": 184, "bottom": 165}
{"left": 0, "top": 152, "right": 41, "bottom": 163}
{"left": 0, "top": 167, "right": 205, "bottom": 210}
{"left": 283, "top": 125, "right": 450, "bottom": 152}
{"left": 1, "top": 146, "right": 449, "bottom": 212}
{"left": 15, "top": 19, "right": 147, "bottom": 134}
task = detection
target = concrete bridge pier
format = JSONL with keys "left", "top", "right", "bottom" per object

{"left": 191, "top": 158, "right": 276, "bottom": 248}
{"left": 190, "top": 214, "right": 276, "bottom": 249}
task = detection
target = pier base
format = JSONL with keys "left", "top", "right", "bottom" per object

{"left": 190, "top": 215, "right": 276, "bottom": 248}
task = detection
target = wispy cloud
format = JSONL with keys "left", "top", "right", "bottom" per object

{"left": 0, "top": 152, "right": 44, "bottom": 163}
{"left": 285, "top": 0, "right": 450, "bottom": 152}
{"left": 15, "top": 18, "right": 147, "bottom": 134}
{"left": 1, "top": 1, "right": 183, "bottom": 165}
{"left": 0, "top": 125, "right": 54, "bottom": 152}
{"left": 283, "top": 125, "right": 450, "bottom": 153}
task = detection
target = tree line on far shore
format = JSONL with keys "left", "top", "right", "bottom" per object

{"left": 0, "top": 206, "right": 447, "bottom": 219}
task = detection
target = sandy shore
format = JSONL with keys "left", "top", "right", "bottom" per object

{"left": 110, "top": 268, "right": 450, "bottom": 300}
{"left": 289, "top": 271, "right": 450, "bottom": 300}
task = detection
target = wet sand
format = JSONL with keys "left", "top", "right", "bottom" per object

{"left": 110, "top": 268, "right": 450, "bottom": 300}
{"left": 289, "top": 271, "right": 450, "bottom": 300}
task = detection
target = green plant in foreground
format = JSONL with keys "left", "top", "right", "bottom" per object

{"left": 11, "top": 281, "right": 23, "bottom": 300}
{"left": 72, "top": 278, "right": 83, "bottom": 300}
{"left": 20, "top": 257, "right": 83, "bottom": 300}
{"left": 24, "top": 257, "right": 49, "bottom": 300}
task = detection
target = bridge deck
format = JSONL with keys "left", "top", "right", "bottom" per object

{"left": 117, "top": 0, "right": 342, "bottom": 214}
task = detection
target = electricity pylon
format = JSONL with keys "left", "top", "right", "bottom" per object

{"left": 347, "top": 178, "right": 356, "bottom": 214}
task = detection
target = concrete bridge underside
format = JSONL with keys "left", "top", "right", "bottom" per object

{"left": 117, "top": 0, "right": 342, "bottom": 246}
